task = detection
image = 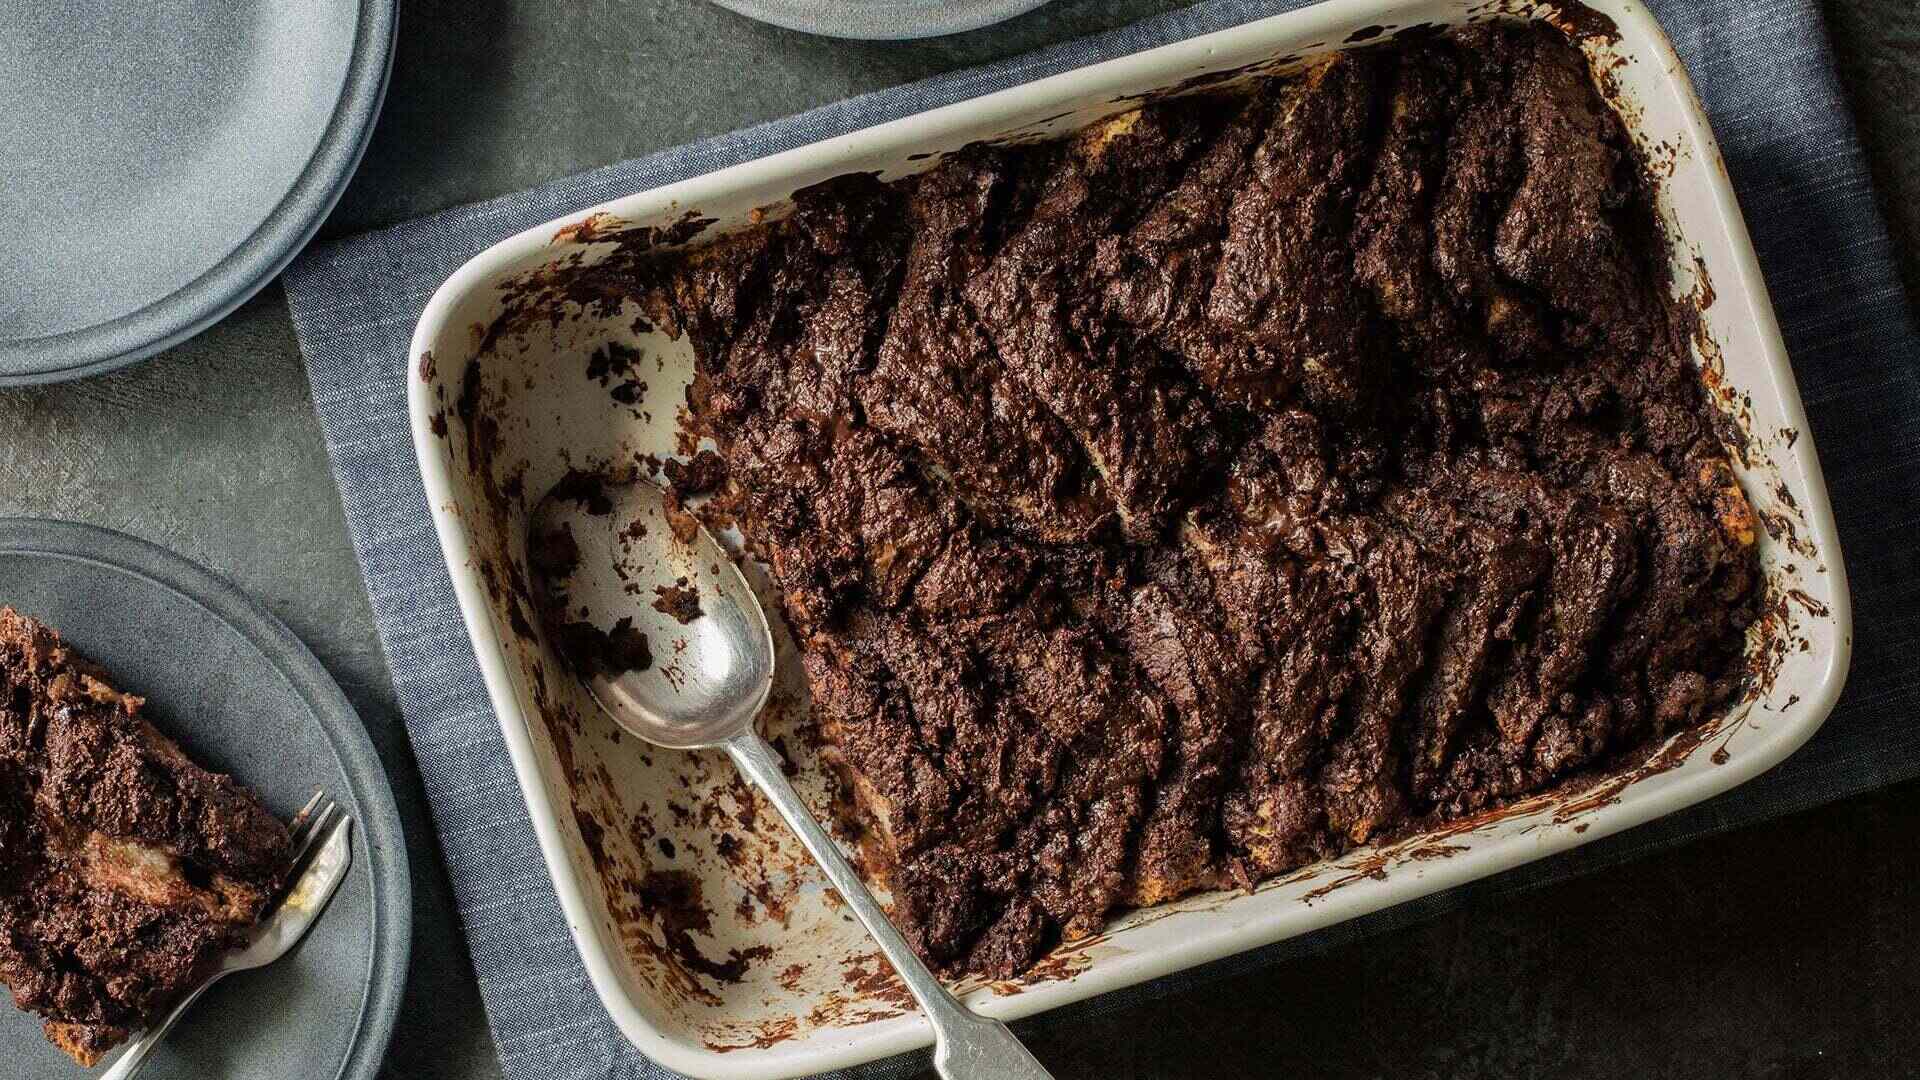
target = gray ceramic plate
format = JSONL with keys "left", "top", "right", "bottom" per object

{"left": 706, "top": 0, "right": 1052, "bottom": 39}
{"left": 0, "top": 519, "right": 409, "bottom": 1080}
{"left": 0, "top": 0, "right": 395, "bottom": 385}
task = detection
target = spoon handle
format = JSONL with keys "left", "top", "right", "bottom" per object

{"left": 725, "top": 732, "right": 1054, "bottom": 1080}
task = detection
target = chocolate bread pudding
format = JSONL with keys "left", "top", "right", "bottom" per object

{"left": 0, "top": 608, "right": 292, "bottom": 1065}
{"left": 597, "top": 22, "right": 1761, "bottom": 978}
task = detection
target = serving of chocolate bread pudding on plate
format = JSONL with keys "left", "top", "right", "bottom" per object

{"left": 589, "top": 20, "right": 1762, "bottom": 979}
{"left": 0, "top": 607, "right": 292, "bottom": 1066}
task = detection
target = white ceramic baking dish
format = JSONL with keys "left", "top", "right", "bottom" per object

{"left": 408, "top": 1, "right": 1852, "bottom": 1075}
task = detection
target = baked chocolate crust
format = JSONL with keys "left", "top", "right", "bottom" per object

{"left": 626, "top": 23, "right": 1759, "bottom": 977}
{"left": 0, "top": 608, "right": 291, "bottom": 1065}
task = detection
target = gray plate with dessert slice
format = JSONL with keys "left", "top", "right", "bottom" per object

{"left": 0, "top": 518, "right": 409, "bottom": 1080}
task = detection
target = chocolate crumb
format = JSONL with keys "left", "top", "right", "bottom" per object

{"left": 636, "top": 869, "right": 771, "bottom": 984}
{"left": 664, "top": 450, "right": 729, "bottom": 498}
{"left": 554, "top": 616, "right": 653, "bottom": 678}
{"left": 652, "top": 579, "right": 703, "bottom": 624}
{"left": 586, "top": 340, "right": 644, "bottom": 386}
{"left": 530, "top": 521, "right": 582, "bottom": 582}
{"left": 548, "top": 469, "right": 615, "bottom": 516}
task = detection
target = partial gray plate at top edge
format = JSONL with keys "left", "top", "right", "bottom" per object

{"left": 0, "top": 518, "right": 409, "bottom": 1080}
{"left": 705, "top": 0, "right": 1053, "bottom": 39}
{"left": 0, "top": 0, "right": 395, "bottom": 385}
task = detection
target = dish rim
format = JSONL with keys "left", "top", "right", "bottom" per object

{"left": 405, "top": 0, "right": 1855, "bottom": 1075}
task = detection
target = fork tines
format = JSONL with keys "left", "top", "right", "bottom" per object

{"left": 284, "top": 790, "right": 342, "bottom": 886}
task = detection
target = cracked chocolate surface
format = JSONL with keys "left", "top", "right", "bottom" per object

{"left": 623, "top": 23, "right": 1760, "bottom": 977}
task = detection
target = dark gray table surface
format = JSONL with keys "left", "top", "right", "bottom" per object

{"left": 2, "top": 2, "right": 1915, "bottom": 1076}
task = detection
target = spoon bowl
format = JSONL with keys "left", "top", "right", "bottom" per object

{"left": 529, "top": 475, "right": 773, "bottom": 749}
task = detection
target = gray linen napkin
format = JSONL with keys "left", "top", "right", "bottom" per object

{"left": 283, "top": 1, "right": 1920, "bottom": 1076}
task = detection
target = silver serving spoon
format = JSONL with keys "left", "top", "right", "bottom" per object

{"left": 530, "top": 476, "right": 1053, "bottom": 1080}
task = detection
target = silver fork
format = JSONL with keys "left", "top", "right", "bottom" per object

{"left": 101, "top": 791, "right": 355, "bottom": 1080}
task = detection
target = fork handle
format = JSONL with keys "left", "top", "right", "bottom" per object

{"left": 99, "top": 975, "right": 223, "bottom": 1080}
{"left": 725, "top": 732, "right": 1054, "bottom": 1080}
